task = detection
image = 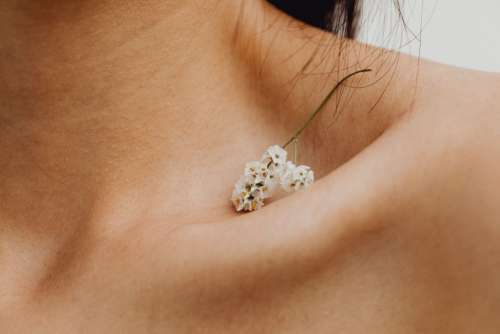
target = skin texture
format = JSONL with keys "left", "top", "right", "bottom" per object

{"left": 1, "top": 0, "right": 499, "bottom": 332}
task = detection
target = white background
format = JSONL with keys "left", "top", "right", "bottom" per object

{"left": 358, "top": 0, "right": 500, "bottom": 73}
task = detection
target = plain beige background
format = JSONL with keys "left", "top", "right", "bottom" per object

{"left": 359, "top": 0, "right": 500, "bottom": 72}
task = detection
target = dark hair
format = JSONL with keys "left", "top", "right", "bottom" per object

{"left": 267, "top": 0, "right": 359, "bottom": 38}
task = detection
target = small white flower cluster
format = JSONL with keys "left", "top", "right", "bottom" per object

{"left": 231, "top": 145, "right": 314, "bottom": 212}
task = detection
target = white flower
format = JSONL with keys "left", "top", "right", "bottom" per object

{"left": 261, "top": 145, "right": 288, "bottom": 180}
{"left": 231, "top": 144, "right": 315, "bottom": 212}
{"left": 280, "top": 161, "right": 297, "bottom": 192}
{"left": 244, "top": 161, "right": 277, "bottom": 192}
{"left": 260, "top": 145, "right": 287, "bottom": 188}
{"left": 261, "top": 145, "right": 287, "bottom": 167}
{"left": 231, "top": 174, "right": 267, "bottom": 212}
{"left": 280, "top": 161, "right": 314, "bottom": 192}
{"left": 244, "top": 161, "right": 268, "bottom": 181}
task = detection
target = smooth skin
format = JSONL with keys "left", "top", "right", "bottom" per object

{"left": 0, "top": 0, "right": 499, "bottom": 333}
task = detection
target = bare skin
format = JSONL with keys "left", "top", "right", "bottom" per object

{"left": 1, "top": 0, "right": 499, "bottom": 332}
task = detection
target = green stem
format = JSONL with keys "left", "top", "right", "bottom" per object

{"left": 282, "top": 68, "right": 372, "bottom": 149}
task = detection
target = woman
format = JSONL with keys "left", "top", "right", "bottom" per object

{"left": 1, "top": 0, "right": 499, "bottom": 332}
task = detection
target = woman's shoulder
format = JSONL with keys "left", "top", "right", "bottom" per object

{"left": 415, "top": 61, "right": 500, "bottom": 195}
{"left": 416, "top": 60, "right": 500, "bottom": 125}
{"left": 127, "top": 60, "right": 500, "bottom": 333}
{"left": 139, "top": 76, "right": 500, "bottom": 332}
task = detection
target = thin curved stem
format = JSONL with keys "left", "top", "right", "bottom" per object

{"left": 282, "top": 68, "right": 372, "bottom": 149}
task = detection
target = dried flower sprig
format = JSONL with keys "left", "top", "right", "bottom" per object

{"left": 231, "top": 69, "right": 371, "bottom": 212}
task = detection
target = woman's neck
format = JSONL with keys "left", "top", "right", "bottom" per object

{"left": 0, "top": 0, "right": 416, "bottom": 235}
